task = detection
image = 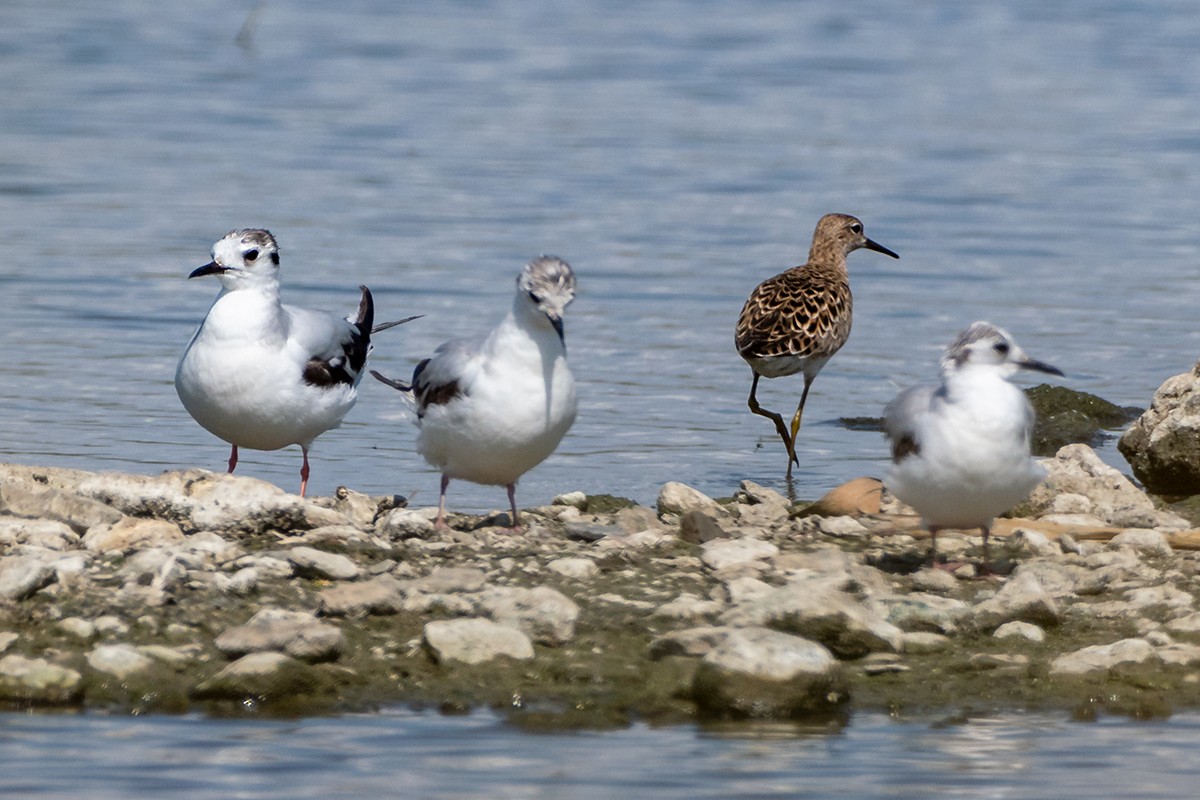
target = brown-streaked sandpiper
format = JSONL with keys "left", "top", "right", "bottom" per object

{"left": 735, "top": 213, "right": 898, "bottom": 479}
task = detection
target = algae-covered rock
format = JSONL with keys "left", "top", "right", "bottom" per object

{"left": 0, "top": 655, "right": 83, "bottom": 704}
{"left": 692, "top": 628, "right": 847, "bottom": 719}
{"left": 192, "top": 652, "right": 332, "bottom": 701}
{"left": 1026, "top": 384, "right": 1138, "bottom": 456}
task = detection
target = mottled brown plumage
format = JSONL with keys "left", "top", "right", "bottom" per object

{"left": 735, "top": 213, "right": 899, "bottom": 478}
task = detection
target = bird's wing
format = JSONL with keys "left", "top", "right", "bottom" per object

{"left": 285, "top": 288, "right": 372, "bottom": 388}
{"left": 735, "top": 267, "right": 851, "bottom": 360}
{"left": 410, "top": 337, "right": 485, "bottom": 417}
{"left": 882, "top": 384, "right": 938, "bottom": 462}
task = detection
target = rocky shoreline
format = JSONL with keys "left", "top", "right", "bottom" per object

{"left": 5, "top": 432, "right": 1200, "bottom": 726}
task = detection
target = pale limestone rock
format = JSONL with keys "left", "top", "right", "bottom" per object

{"left": 215, "top": 608, "right": 344, "bottom": 663}
{"left": 692, "top": 627, "right": 847, "bottom": 719}
{"left": 657, "top": 482, "right": 724, "bottom": 518}
{"left": 423, "top": 618, "right": 534, "bottom": 665}
{"left": 82, "top": 518, "right": 185, "bottom": 553}
{"left": 1050, "top": 638, "right": 1157, "bottom": 676}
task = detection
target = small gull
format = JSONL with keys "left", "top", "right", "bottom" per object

{"left": 175, "top": 228, "right": 415, "bottom": 496}
{"left": 735, "top": 213, "right": 898, "bottom": 478}
{"left": 372, "top": 256, "right": 577, "bottom": 529}
{"left": 883, "top": 321, "right": 1064, "bottom": 572}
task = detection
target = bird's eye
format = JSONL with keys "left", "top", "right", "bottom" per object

{"left": 244, "top": 249, "right": 259, "bottom": 262}
{"left": 850, "top": 223, "right": 863, "bottom": 234}
{"left": 528, "top": 291, "right": 541, "bottom": 303}
{"left": 270, "top": 252, "right": 279, "bottom": 265}
{"left": 993, "top": 341, "right": 1010, "bottom": 355}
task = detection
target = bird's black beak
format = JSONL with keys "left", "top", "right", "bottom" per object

{"left": 1019, "top": 358, "right": 1064, "bottom": 377}
{"left": 550, "top": 315, "right": 564, "bottom": 343}
{"left": 188, "top": 261, "right": 226, "bottom": 279}
{"left": 864, "top": 238, "right": 900, "bottom": 260}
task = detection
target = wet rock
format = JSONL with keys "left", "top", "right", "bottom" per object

{"left": 286, "top": 546, "right": 361, "bottom": 581}
{"left": 1026, "top": 384, "right": 1138, "bottom": 456}
{"left": 901, "top": 631, "right": 952, "bottom": 654}
{"left": 910, "top": 568, "right": 960, "bottom": 595}
{"left": 971, "top": 572, "right": 1061, "bottom": 631}
{"left": 722, "top": 576, "right": 776, "bottom": 605}
{"left": 58, "top": 617, "right": 97, "bottom": 640}
{"left": 377, "top": 508, "right": 436, "bottom": 540}
{"left": 78, "top": 470, "right": 348, "bottom": 535}
{"left": 214, "top": 567, "right": 259, "bottom": 596}
{"left": 478, "top": 586, "right": 579, "bottom": 645}
{"left": 317, "top": 576, "right": 405, "bottom": 617}
{"left": 869, "top": 593, "right": 970, "bottom": 635}
{"left": 82, "top": 518, "right": 185, "bottom": 554}
{"left": 1106, "top": 529, "right": 1173, "bottom": 557}
{"left": 547, "top": 557, "right": 599, "bottom": 580}
{"left": 648, "top": 626, "right": 734, "bottom": 660}
{"left": 1006, "top": 528, "right": 1061, "bottom": 558}
{"left": 1118, "top": 362, "right": 1200, "bottom": 495}
{"left": 215, "top": 608, "right": 345, "bottom": 663}
{"left": 678, "top": 511, "right": 726, "bottom": 544}
{"left": 0, "top": 479, "right": 123, "bottom": 534}
{"left": 0, "top": 555, "right": 55, "bottom": 600}
{"left": 968, "top": 653, "right": 1030, "bottom": 672}
{"left": 701, "top": 538, "right": 779, "bottom": 572}
{"left": 721, "top": 583, "right": 903, "bottom": 658}
{"left": 1165, "top": 611, "right": 1200, "bottom": 638}
{"left": 994, "top": 621, "right": 1046, "bottom": 642}
{"left": 691, "top": 627, "right": 848, "bottom": 719}
{"left": 734, "top": 480, "right": 791, "bottom": 511}
{"left": 87, "top": 644, "right": 155, "bottom": 680}
{"left": 408, "top": 567, "right": 487, "bottom": 594}
{"left": 799, "top": 516, "right": 870, "bottom": 539}
{"left": 1026, "top": 444, "right": 1189, "bottom": 529}
{"left": 614, "top": 505, "right": 662, "bottom": 533}
{"left": 115, "top": 547, "right": 180, "bottom": 586}
{"left": 0, "top": 518, "right": 80, "bottom": 550}
{"left": 657, "top": 482, "right": 725, "bottom": 518}
{"left": 653, "top": 592, "right": 723, "bottom": 621}
{"left": 552, "top": 491, "right": 587, "bottom": 509}
{"left": 423, "top": 618, "right": 535, "bottom": 665}
{"left": 0, "top": 655, "right": 83, "bottom": 704}
{"left": 192, "top": 652, "right": 331, "bottom": 701}
{"left": 1050, "top": 638, "right": 1157, "bottom": 676}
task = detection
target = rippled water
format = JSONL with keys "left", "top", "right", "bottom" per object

{"left": 3, "top": 0, "right": 1200, "bottom": 792}
{"left": 3, "top": 708, "right": 1200, "bottom": 799}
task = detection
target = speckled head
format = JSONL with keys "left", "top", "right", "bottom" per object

{"left": 941, "top": 321, "right": 1064, "bottom": 378}
{"left": 517, "top": 256, "right": 576, "bottom": 342}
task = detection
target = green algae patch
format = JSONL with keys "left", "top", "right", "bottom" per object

{"left": 581, "top": 494, "right": 639, "bottom": 514}
{"left": 1026, "top": 384, "right": 1140, "bottom": 456}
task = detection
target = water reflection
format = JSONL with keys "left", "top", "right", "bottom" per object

{"left": 3, "top": 709, "right": 1200, "bottom": 799}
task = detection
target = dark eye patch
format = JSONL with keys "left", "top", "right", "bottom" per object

{"left": 244, "top": 249, "right": 259, "bottom": 262}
